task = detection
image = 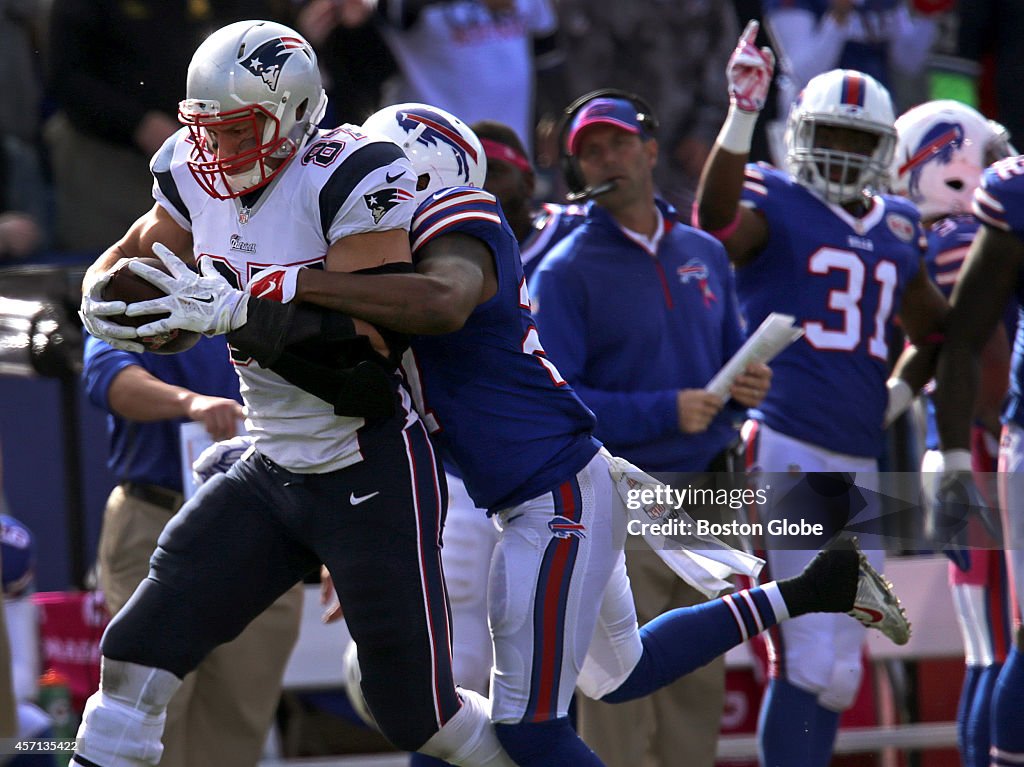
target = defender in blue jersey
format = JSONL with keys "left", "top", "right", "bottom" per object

{"left": 696, "top": 37, "right": 946, "bottom": 767}
{"left": 891, "top": 100, "right": 1015, "bottom": 767}
{"left": 234, "top": 103, "right": 914, "bottom": 767}
{"left": 935, "top": 153, "right": 1024, "bottom": 767}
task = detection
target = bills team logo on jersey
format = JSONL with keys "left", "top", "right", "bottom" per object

{"left": 886, "top": 213, "right": 915, "bottom": 242}
{"left": 677, "top": 258, "right": 717, "bottom": 307}
{"left": 364, "top": 187, "right": 414, "bottom": 223}
{"left": 548, "top": 515, "right": 586, "bottom": 540}
{"left": 396, "top": 108, "right": 480, "bottom": 184}
{"left": 240, "top": 37, "right": 309, "bottom": 91}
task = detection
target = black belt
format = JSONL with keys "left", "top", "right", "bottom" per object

{"left": 121, "top": 482, "right": 182, "bottom": 511}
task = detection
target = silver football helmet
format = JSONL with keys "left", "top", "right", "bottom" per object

{"left": 785, "top": 69, "right": 897, "bottom": 204}
{"left": 362, "top": 103, "right": 486, "bottom": 199}
{"left": 891, "top": 99, "right": 1014, "bottom": 220}
{"left": 178, "top": 20, "right": 328, "bottom": 199}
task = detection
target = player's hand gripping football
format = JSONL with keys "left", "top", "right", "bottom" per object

{"left": 727, "top": 20, "right": 776, "bottom": 113}
{"left": 125, "top": 243, "right": 248, "bottom": 336}
{"left": 79, "top": 260, "right": 145, "bottom": 352}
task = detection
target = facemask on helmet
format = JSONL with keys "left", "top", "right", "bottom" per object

{"left": 362, "top": 103, "right": 486, "bottom": 199}
{"left": 891, "top": 99, "right": 1014, "bottom": 220}
{"left": 178, "top": 19, "right": 328, "bottom": 199}
{"left": 785, "top": 69, "right": 897, "bottom": 204}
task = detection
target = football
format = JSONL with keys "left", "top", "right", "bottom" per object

{"left": 101, "top": 257, "right": 200, "bottom": 354}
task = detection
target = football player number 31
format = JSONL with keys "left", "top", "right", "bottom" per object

{"left": 803, "top": 247, "right": 897, "bottom": 360}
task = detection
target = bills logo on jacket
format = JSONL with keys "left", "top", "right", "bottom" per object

{"left": 677, "top": 258, "right": 717, "bottom": 306}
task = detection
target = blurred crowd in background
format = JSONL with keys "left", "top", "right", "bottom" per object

{"left": 0, "top": 0, "right": 1013, "bottom": 266}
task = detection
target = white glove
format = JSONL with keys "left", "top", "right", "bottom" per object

{"left": 79, "top": 260, "right": 145, "bottom": 352}
{"left": 883, "top": 377, "right": 914, "bottom": 428}
{"left": 245, "top": 265, "right": 306, "bottom": 303}
{"left": 727, "top": 20, "right": 776, "bottom": 113}
{"left": 192, "top": 435, "right": 254, "bottom": 486}
{"left": 125, "top": 243, "right": 248, "bottom": 337}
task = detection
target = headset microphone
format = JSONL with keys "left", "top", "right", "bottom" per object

{"left": 565, "top": 180, "right": 617, "bottom": 202}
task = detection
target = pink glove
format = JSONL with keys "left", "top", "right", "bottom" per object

{"left": 245, "top": 265, "right": 306, "bottom": 303}
{"left": 727, "top": 20, "right": 776, "bottom": 113}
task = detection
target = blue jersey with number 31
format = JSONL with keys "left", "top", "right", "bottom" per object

{"left": 737, "top": 163, "right": 925, "bottom": 457}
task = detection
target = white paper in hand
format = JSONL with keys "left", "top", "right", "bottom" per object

{"left": 705, "top": 313, "right": 804, "bottom": 399}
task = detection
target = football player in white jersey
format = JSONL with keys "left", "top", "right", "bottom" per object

{"left": 695, "top": 22, "right": 948, "bottom": 767}
{"left": 75, "top": 20, "right": 514, "bottom": 767}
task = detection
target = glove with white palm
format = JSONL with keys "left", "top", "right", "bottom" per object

{"left": 727, "top": 20, "right": 776, "bottom": 113}
{"left": 192, "top": 435, "right": 254, "bottom": 486}
{"left": 125, "top": 243, "right": 248, "bottom": 336}
{"left": 79, "top": 261, "right": 145, "bottom": 352}
{"left": 928, "top": 449, "right": 991, "bottom": 571}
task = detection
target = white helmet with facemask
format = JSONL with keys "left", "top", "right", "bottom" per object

{"left": 178, "top": 19, "right": 328, "bottom": 199}
{"left": 785, "top": 69, "right": 897, "bottom": 204}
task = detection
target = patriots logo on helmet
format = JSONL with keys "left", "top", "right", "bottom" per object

{"left": 240, "top": 36, "right": 308, "bottom": 91}
{"left": 364, "top": 187, "right": 414, "bottom": 224}
{"left": 396, "top": 108, "right": 479, "bottom": 184}
{"left": 548, "top": 515, "right": 586, "bottom": 540}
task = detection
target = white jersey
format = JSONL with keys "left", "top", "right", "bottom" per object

{"left": 380, "top": 0, "right": 557, "bottom": 149}
{"left": 151, "top": 125, "right": 419, "bottom": 473}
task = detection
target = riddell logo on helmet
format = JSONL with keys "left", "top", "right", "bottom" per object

{"left": 240, "top": 37, "right": 308, "bottom": 91}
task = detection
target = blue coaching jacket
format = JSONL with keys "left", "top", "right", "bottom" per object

{"left": 529, "top": 199, "right": 746, "bottom": 473}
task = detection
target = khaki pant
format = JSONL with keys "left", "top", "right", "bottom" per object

{"left": 44, "top": 113, "right": 156, "bottom": 252}
{"left": 99, "top": 485, "right": 303, "bottom": 767}
{"left": 578, "top": 547, "right": 725, "bottom": 767}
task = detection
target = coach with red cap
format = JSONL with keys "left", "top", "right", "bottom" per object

{"left": 528, "top": 90, "right": 772, "bottom": 767}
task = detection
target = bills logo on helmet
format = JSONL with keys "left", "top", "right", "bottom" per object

{"left": 901, "top": 121, "right": 965, "bottom": 200}
{"left": 364, "top": 187, "right": 415, "bottom": 224}
{"left": 397, "top": 108, "right": 480, "bottom": 184}
{"left": 240, "top": 37, "right": 308, "bottom": 91}
{"left": 548, "top": 515, "right": 586, "bottom": 540}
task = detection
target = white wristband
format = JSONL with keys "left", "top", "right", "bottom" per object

{"left": 941, "top": 449, "right": 972, "bottom": 473}
{"left": 717, "top": 106, "right": 759, "bottom": 155}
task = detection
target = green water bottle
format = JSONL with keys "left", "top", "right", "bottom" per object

{"left": 37, "top": 668, "right": 78, "bottom": 766}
